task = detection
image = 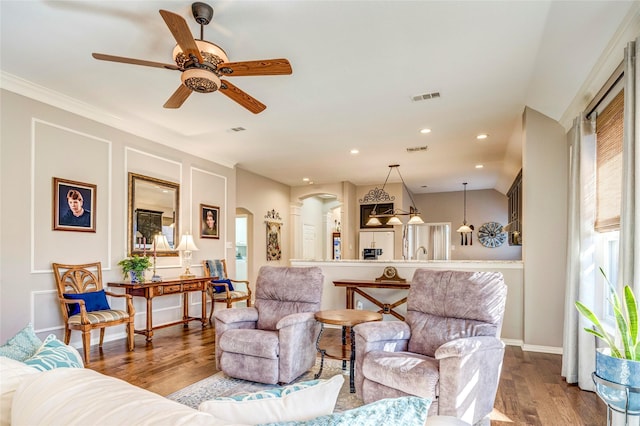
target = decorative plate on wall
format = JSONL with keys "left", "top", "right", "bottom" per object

{"left": 478, "top": 222, "right": 506, "bottom": 248}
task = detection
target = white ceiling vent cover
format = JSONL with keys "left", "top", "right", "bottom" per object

{"left": 411, "top": 92, "right": 441, "bottom": 102}
{"left": 406, "top": 145, "right": 428, "bottom": 153}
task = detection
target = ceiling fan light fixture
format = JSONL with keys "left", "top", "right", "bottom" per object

{"left": 181, "top": 68, "right": 221, "bottom": 93}
{"left": 173, "top": 40, "right": 229, "bottom": 70}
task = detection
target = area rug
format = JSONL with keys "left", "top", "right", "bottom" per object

{"left": 167, "top": 358, "right": 363, "bottom": 413}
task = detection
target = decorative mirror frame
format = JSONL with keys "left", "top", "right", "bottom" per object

{"left": 127, "top": 173, "right": 180, "bottom": 257}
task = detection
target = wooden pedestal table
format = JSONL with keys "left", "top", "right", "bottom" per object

{"left": 314, "top": 309, "right": 383, "bottom": 393}
{"left": 108, "top": 277, "right": 209, "bottom": 342}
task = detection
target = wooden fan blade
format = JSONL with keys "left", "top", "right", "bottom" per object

{"left": 163, "top": 84, "right": 192, "bottom": 109}
{"left": 159, "top": 9, "right": 204, "bottom": 64}
{"left": 92, "top": 53, "right": 179, "bottom": 70}
{"left": 219, "top": 58, "right": 292, "bottom": 77}
{"left": 220, "top": 80, "right": 266, "bottom": 114}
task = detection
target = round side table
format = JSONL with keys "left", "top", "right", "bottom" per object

{"left": 314, "top": 309, "right": 383, "bottom": 393}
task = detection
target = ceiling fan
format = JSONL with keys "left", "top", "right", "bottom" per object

{"left": 92, "top": 2, "right": 292, "bottom": 113}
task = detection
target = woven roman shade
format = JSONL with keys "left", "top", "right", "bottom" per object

{"left": 595, "top": 89, "right": 624, "bottom": 231}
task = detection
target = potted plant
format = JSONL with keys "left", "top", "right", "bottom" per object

{"left": 575, "top": 268, "right": 639, "bottom": 412}
{"left": 118, "top": 255, "right": 152, "bottom": 283}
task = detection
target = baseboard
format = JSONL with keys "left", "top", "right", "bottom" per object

{"left": 502, "top": 338, "right": 523, "bottom": 347}
{"left": 521, "top": 344, "right": 563, "bottom": 354}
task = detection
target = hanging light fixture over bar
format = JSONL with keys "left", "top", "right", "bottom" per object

{"left": 366, "top": 165, "right": 424, "bottom": 226}
{"left": 456, "top": 182, "right": 473, "bottom": 245}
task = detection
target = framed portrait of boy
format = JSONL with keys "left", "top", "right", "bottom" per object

{"left": 53, "top": 177, "right": 96, "bottom": 232}
{"left": 200, "top": 204, "right": 219, "bottom": 239}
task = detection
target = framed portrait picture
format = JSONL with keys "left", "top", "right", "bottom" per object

{"left": 53, "top": 177, "right": 96, "bottom": 232}
{"left": 200, "top": 204, "right": 219, "bottom": 239}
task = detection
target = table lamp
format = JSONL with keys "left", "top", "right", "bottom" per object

{"left": 151, "top": 233, "right": 171, "bottom": 282}
{"left": 176, "top": 233, "right": 199, "bottom": 278}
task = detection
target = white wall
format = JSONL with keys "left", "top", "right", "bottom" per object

{"left": 522, "top": 107, "right": 568, "bottom": 350}
{"left": 0, "top": 90, "right": 236, "bottom": 343}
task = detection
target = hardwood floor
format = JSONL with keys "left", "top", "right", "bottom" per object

{"left": 88, "top": 325, "right": 606, "bottom": 425}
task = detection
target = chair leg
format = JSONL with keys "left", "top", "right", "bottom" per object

{"left": 63, "top": 328, "right": 71, "bottom": 344}
{"left": 226, "top": 300, "right": 232, "bottom": 308}
{"left": 81, "top": 330, "right": 91, "bottom": 365}
{"left": 127, "top": 321, "right": 134, "bottom": 351}
{"left": 208, "top": 298, "right": 215, "bottom": 323}
{"left": 99, "top": 328, "right": 105, "bottom": 347}
{"left": 246, "top": 298, "right": 252, "bottom": 307}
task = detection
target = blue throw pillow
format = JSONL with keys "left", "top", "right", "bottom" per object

{"left": 258, "top": 396, "right": 431, "bottom": 426}
{"left": 63, "top": 290, "right": 110, "bottom": 316}
{"left": 0, "top": 323, "right": 43, "bottom": 361}
{"left": 211, "top": 279, "right": 234, "bottom": 293}
{"left": 23, "top": 334, "right": 84, "bottom": 370}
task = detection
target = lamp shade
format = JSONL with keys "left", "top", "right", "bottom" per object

{"left": 366, "top": 217, "right": 382, "bottom": 227}
{"left": 176, "top": 234, "right": 199, "bottom": 251}
{"left": 154, "top": 234, "right": 171, "bottom": 251}
{"left": 386, "top": 216, "right": 403, "bottom": 226}
{"left": 456, "top": 224, "right": 473, "bottom": 233}
{"left": 408, "top": 215, "right": 424, "bottom": 225}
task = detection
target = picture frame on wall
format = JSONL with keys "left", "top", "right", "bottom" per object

{"left": 200, "top": 204, "right": 220, "bottom": 239}
{"left": 53, "top": 177, "right": 96, "bottom": 232}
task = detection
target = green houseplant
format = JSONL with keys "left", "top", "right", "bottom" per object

{"left": 118, "top": 255, "right": 152, "bottom": 283}
{"left": 574, "top": 268, "right": 638, "bottom": 361}
{"left": 574, "top": 267, "right": 639, "bottom": 412}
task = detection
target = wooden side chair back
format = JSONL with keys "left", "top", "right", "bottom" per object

{"left": 203, "top": 259, "right": 252, "bottom": 322}
{"left": 52, "top": 262, "right": 135, "bottom": 364}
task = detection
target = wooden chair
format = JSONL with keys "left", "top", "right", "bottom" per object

{"left": 203, "top": 259, "right": 252, "bottom": 322}
{"left": 52, "top": 262, "right": 135, "bottom": 364}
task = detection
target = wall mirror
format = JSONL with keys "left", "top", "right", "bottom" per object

{"left": 128, "top": 173, "right": 179, "bottom": 257}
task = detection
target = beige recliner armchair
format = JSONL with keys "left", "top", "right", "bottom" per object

{"left": 354, "top": 269, "right": 507, "bottom": 425}
{"left": 214, "top": 266, "right": 324, "bottom": 385}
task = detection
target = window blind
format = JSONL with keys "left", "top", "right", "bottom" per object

{"left": 595, "top": 89, "right": 623, "bottom": 231}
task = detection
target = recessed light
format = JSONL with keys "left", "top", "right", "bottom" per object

{"left": 302, "top": 177, "right": 310, "bottom": 182}
{"left": 420, "top": 128, "right": 432, "bottom": 134}
{"left": 350, "top": 149, "right": 359, "bottom": 154}
{"left": 476, "top": 134, "right": 488, "bottom": 140}
{"left": 475, "top": 164, "right": 484, "bottom": 169}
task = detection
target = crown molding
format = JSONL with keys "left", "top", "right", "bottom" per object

{"left": 0, "top": 71, "right": 236, "bottom": 169}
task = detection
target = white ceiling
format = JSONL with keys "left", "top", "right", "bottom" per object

{"left": 1, "top": 1, "right": 636, "bottom": 194}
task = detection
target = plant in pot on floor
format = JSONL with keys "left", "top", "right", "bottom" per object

{"left": 118, "top": 255, "right": 152, "bottom": 283}
{"left": 575, "top": 268, "right": 639, "bottom": 413}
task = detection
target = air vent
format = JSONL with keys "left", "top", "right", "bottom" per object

{"left": 411, "top": 92, "right": 441, "bottom": 102}
{"left": 230, "top": 127, "right": 246, "bottom": 132}
{"left": 406, "top": 145, "right": 428, "bottom": 153}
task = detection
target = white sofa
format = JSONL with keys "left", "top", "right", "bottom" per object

{"left": 2, "top": 356, "right": 469, "bottom": 426}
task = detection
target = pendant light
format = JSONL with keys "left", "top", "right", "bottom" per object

{"left": 366, "top": 165, "right": 425, "bottom": 226}
{"left": 456, "top": 182, "right": 473, "bottom": 245}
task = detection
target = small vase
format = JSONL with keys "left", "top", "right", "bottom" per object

{"left": 129, "top": 270, "right": 145, "bottom": 283}
{"left": 594, "top": 348, "right": 640, "bottom": 412}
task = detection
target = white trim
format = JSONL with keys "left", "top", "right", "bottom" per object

{"left": 30, "top": 119, "right": 113, "bottom": 274}
{"left": 502, "top": 338, "right": 524, "bottom": 347}
{"left": 191, "top": 166, "right": 228, "bottom": 245}
{"left": 522, "top": 344, "right": 563, "bottom": 355}
{"left": 0, "top": 71, "right": 238, "bottom": 169}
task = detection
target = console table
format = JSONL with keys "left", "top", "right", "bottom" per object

{"left": 332, "top": 279, "right": 411, "bottom": 320}
{"left": 108, "top": 277, "right": 210, "bottom": 342}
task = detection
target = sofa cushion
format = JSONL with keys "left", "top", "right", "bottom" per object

{"left": 0, "top": 357, "right": 39, "bottom": 426}
{"left": 0, "top": 323, "right": 42, "bottom": 361}
{"left": 362, "top": 350, "right": 440, "bottom": 399}
{"left": 198, "top": 374, "right": 344, "bottom": 425}
{"left": 259, "top": 395, "right": 431, "bottom": 426}
{"left": 63, "top": 289, "right": 110, "bottom": 316}
{"left": 23, "top": 334, "right": 84, "bottom": 371}
{"left": 219, "top": 329, "right": 279, "bottom": 359}
{"left": 11, "top": 368, "right": 227, "bottom": 426}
